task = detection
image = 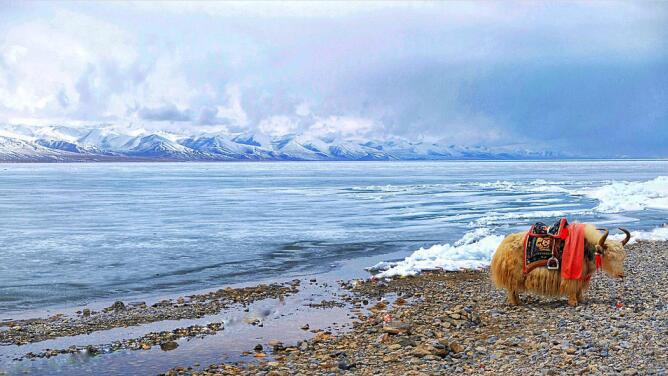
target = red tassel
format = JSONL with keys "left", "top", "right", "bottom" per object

{"left": 595, "top": 254, "right": 602, "bottom": 272}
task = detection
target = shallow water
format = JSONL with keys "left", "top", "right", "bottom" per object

{"left": 1, "top": 160, "right": 667, "bottom": 314}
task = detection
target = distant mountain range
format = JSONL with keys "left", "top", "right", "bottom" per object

{"left": 0, "top": 125, "right": 565, "bottom": 162}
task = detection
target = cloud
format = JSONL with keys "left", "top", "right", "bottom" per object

{"left": 258, "top": 115, "right": 298, "bottom": 136}
{"left": 137, "top": 104, "right": 191, "bottom": 122}
{"left": 306, "top": 116, "right": 378, "bottom": 140}
{"left": 0, "top": 2, "right": 667, "bottom": 156}
{"left": 214, "top": 85, "right": 248, "bottom": 129}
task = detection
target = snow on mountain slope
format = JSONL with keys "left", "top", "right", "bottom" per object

{"left": 78, "top": 128, "right": 140, "bottom": 151}
{"left": 0, "top": 136, "right": 80, "bottom": 161}
{"left": 180, "top": 135, "right": 276, "bottom": 160}
{"left": 273, "top": 136, "right": 330, "bottom": 160}
{"left": 326, "top": 140, "right": 392, "bottom": 160}
{"left": 0, "top": 125, "right": 567, "bottom": 162}
{"left": 125, "top": 134, "right": 200, "bottom": 159}
{"left": 35, "top": 139, "right": 105, "bottom": 154}
{"left": 232, "top": 132, "right": 273, "bottom": 149}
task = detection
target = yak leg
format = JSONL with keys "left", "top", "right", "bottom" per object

{"left": 507, "top": 290, "right": 520, "bottom": 306}
{"left": 576, "top": 289, "right": 586, "bottom": 304}
{"left": 568, "top": 292, "right": 578, "bottom": 307}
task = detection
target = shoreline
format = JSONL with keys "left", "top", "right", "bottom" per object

{"left": 0, "top": 247, "right": 412, "bottom": 321}
{"left": 1, "top": 240, "right": 666, "bottom": 375}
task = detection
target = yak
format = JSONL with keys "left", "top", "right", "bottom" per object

{"left": 491, "top": 224, "right": 630, "bottom": 306}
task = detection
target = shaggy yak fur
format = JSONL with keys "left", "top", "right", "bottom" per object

{"left": 491, "top": 224, "right": 628, "bottom": 306}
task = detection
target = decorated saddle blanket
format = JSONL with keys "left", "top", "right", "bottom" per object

{"left": 523, "top": 218, "right": 568, "bottom": 274}
{"left": 523, "top": 218, "right": 587, "bottom": 280}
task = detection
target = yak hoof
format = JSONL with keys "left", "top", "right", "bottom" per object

{"left": 508, "top": 292, "right": 520, "bottom": 306}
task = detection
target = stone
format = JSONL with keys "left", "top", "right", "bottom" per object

{"left": 160, "top": 341, "right": 179, "bottom": 351}
{"left": 412, "top": 344, "right": 434, "bottom": 358}
{"left": 383, "top": 354, "right": 399, "bottom": 363}
{"left": 338, "top": 360, "right": 354, "bottom": 370}
{"left": 269, "top": 340, "right": 285, "bottom": 352}
{"left": 450, "top": 342, "right": 464, "bottom": 353}
{"left": 111, "top": 301, "right": 126, "bottom": 311}
{"left": 382, "top": 321, "right": 410, "bottom": 335}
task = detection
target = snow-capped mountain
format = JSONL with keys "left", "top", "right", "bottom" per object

{"left": 0, "top": 125, "right": 567, "bottom": 162}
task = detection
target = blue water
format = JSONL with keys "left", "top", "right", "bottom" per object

{"left": 1, "top": 161, "right": 666, "bottom": 314}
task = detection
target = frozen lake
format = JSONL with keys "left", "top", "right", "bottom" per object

{"left": 1, "top": 160, "right": 667, "bottom": 314}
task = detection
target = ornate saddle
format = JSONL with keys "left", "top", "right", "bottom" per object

{"left": 523, "top": 218, "right": 569, "bottom": 274}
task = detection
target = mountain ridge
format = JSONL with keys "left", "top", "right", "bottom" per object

{"left": 0, "top": 125, "right": 568, "bottom": 162}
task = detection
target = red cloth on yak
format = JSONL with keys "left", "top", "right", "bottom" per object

{"left": 561, "top": 223, "right": 586, "bottom": 280}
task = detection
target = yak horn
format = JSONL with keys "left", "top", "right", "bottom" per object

{"left": 598, "top": 228, "right": 609, "bottom": 247}
{"left": 619, "top": 227, "right": 631, "bottom": 245}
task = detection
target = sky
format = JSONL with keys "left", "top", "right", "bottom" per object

{"left": 0, "top": 1, "right": 667, "bottom": 157}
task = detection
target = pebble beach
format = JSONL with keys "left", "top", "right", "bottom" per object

{"left": 2, "top": 240, "right": 666, "bottom": 375}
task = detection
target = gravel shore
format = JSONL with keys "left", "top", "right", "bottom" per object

{"left": 164, "top": 240, "right": 668, "bottom": 375}
{"left": 2, "top": 241, "right": 666, "bottom": 375}
{"left": 0, "top": 281, "right": 300, "bottom": 346}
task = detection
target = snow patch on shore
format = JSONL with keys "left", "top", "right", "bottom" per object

{"left": 469, "top": 179, "right": 572, "bottom": 193}
{"left": 373, "top": 224, "right": 668, "bottom": 278}
{"left": 579, "top": 176, "right": 668, "bottom": 213}
{"left": 611, "top": 226, "right": 668, "bottom": 244}
{"left": 375, "top": 228, "right": 504, "bottom": 277}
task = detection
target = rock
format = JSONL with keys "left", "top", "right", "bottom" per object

{"left": 314, "top": 332, "right": 332, "bottom": 342}
{"left": 565, "top": 347, "right": 576, "bottom": 355}
{"left": 382, "top": 321, "right": 410, "bottom": 335}
{"left": 338, "top": 360, "right": 354, "bottom": 370}
{"left": 254, "top": 344, "right": 263, "bottom": 352}
{"left": 85, "top": 345, "right": 98, "bottom": 355}
{"left": 269, "top": 340, "right": 285, "bottom": 351}
{"left": 301, "top": 324, "right": 310, "bottom": 330}
{"left": 383, "top": 354, "right": 399, "bottom": 363}
{"left": 432, "top": 342, "right": 449, "bottom": 357}
{"left": 82, "top": 309, "right": 91, "bottom": 317}
{"left": 141, "top": 343, "right": 151, "bottom": 350}
{"left": 160, "top": 341, "right": 179, "bottom": 351}
{"left": 450, "top": 342, "right": 464, "bottom": 353}
{"left": 412, "top": 344, "right": 434, "bottom": 358}
{"left": 111, "top": 301, "right": 126, "bottom": 312}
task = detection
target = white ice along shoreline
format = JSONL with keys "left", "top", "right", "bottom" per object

{"left": 577, "top": 176, "right": 668, "bottom": 213}
{"left": 371, "top": 228, "right": 505, "bottom": 278}
{"left": 372, "top": 225, "right": 668, "bottom": 278}
{"left": 371, "top": 176, "right": 668, "bottom": 278}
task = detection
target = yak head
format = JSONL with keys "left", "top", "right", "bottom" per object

{"left": 595, "top": 228, "right": 631, "bottom": 279}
